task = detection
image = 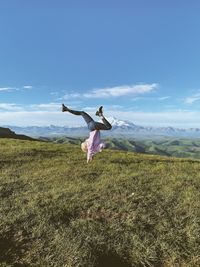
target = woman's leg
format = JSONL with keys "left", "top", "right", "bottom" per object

{"left": 62, "top": 104, "right": 93, "bottom": 124}
{"left": 93, "top": 106, "right": 112, "bottom": 130}
{"left": 93, "top": 116, "right": 112, "bottom": 130}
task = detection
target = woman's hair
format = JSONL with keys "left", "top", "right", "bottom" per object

{"left": 81, "top": 141, "right": 88, "bottom": 152}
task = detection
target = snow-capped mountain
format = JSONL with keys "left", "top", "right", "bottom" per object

{"left": 4, "top": 117, "right": 200, "bottom": 138}
{"left": 106, "top": 117, "right": 136, "bottom": 128}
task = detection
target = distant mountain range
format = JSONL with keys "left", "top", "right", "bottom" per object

{"left": 3, "top": 117, "right": 200, "bottom": 138}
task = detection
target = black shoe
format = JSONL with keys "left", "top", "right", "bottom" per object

{"left": 62, "top": 104, "right": 69, "bottom": 112}
{"left": 96, "top": 106, "right": 103, "bottom": 116}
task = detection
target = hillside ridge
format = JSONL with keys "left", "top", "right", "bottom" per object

{"left": 0, "top": 126, "right": 36, "bottom": 141}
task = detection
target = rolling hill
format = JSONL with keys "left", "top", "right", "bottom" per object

{"left": 0, "top": 138, "right": 200, "bottom": 267}
{"left": 50, "top": 136, "right": 200, "bottom": 159}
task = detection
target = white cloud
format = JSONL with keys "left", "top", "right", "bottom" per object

{"left": 1, "top": 100, "right": 199, "bottom": 128}
{"left": 63, "top": 93, "right": 82, "bottom": 100}
{"left": 83, "top": 83, "right": 158, "bottom": 98}
{"left": 131, "top": 97, "right": 143, "bottom": 101}
{"left": 0, "top": 102, "right": 63, "bottom": 113}
{"left": 0, "top": 103, "right": 24, "bottom": 111}
{"left": 63, "top": 83, "right": 158, "bottom": 100}
{"left": 107, "top": 109, "right": 200, "bottom": 128}
{"left": 0, "top": 111, "right": 83, "bottom": 127}
{"left": 158, "top": 96, "right": 170, "bottom": 101}
{"left": 30, "top": 103, "right": 61, "bottom": 111}
{"left": 23, "top": 85, "right": 33, "bottom": 89}
{"left": 84, "top": 106, "right": 97, "bottom": 112}
{"left": 0, "top": 87, "right": 16, "bottom": 92}
{"left": 1, "top": 107, "right": 200, "bottom": 128}
{"left": 184, "top": 92, "right": 200, "bottom": 104}
{"left": 50, "top": 91, "right": 59, "bottom": 96}
{"left": 0, "top": 85, "right": 33, "bottom": 92}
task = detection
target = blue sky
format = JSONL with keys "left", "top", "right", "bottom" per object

{"left": 1, "top": 0, "right": 200, "bottom": 127}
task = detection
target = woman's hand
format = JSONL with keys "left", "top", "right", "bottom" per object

{"left": 87, "top": 157, "right": 93, "bottom": 163}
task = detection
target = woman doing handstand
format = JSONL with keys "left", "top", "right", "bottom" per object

{"left": 62, "top": 104, "right": 112, "bottom": 162}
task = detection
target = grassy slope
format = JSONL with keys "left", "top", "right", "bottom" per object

{"left": 0, "top": 139, "right": 200, "bottom": 267}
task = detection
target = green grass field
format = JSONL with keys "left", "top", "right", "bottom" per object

{"left": 0, "top": 138, "right": 200, "bottom": 267}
